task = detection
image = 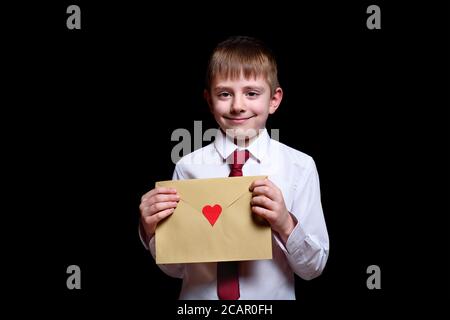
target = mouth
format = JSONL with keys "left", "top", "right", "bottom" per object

{"left": 224, "top": 115, "right": 255, "bottom": 124}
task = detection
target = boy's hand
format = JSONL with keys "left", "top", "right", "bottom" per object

{"left": 249, "top": 178, "right": 296, "bottom": 244}
{"left": 139, "top": 187, "right": 180, "bottom": 239}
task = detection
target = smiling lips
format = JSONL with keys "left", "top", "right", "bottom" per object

{"left": 225, "top": 115, "right": 255, "bottom": 124}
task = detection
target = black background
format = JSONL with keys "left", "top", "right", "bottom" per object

{"left": 5, "top": 1, "right": 449, "bottom": 318}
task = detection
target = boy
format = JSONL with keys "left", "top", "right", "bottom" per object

{"left": 139, "top": 36, "right": 329, "bottom": 300}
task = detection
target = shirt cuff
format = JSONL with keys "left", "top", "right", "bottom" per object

{"left": 274, "top": 215, "right": 307, "bottom": 256}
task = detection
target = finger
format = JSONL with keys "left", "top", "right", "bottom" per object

{"left": 141, "top": 187, "right": 177, "bottom": 201}
{"left": 263, "top": 178, "right": 277, "bottom": 189}
{"left": 252, "top": 185, "right": 276, "bottom": 201}
{"left": 142, "top": 193, "right": 180, "bottom": 206}
{"left": 251, "top": 205, "right": 274, "bottom": 221}
{"left": 251, "top": 195, "right": 276, "bottom": 210}
{"left": 249, "top": 179, "right": 269, "bottom": 191}
{"left": 141, "top": 201, "right": 178, "bottom": 217}
{"left": 144, "top": 207, "right": 175, "bottom": 228}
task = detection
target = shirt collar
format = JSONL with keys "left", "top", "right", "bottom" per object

{"left": 214, "top": 128, "right": 271, "bottom": 162}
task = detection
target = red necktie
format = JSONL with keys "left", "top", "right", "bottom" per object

{"left": 217, "top": 149, "right": 250, "bottom": 300}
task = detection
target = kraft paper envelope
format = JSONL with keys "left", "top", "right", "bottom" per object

{"left": 155, "top": 176, "right": 272, "bottom": 264}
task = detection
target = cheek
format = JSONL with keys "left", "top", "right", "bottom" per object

{"left": 210, "top": 102, "right": 226, "bottom": 116}
{"left": 211, "top": 105, "right": 226, "bottom": 120}
{"left": 251, "top": 104, "right": 270, "bottom": 117}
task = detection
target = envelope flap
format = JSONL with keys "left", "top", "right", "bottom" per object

{"left": 156, "top": 176, "right": 267, "bottom": 211}
{"left": 218, "top": 175, "right": 267, "bottom": 208}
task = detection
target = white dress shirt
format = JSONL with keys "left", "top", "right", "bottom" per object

{"left": 141, "top": 128, "right": 329, "bottom": 300}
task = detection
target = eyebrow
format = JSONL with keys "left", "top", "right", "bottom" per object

{"left": 213, "top": 86, "right": 266, "bottom": 93}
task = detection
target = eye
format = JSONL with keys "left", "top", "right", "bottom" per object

{"left": 218, "top": 92, "right": 232, "bottom": 98}
{"left": 246, "top": 91, "right": 260, "bottom": 97}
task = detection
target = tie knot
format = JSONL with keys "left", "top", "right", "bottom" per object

{"left": 232, "top": 149, "right": 250, "bottom": 167}
{"left": 229, "top": 150, "right": 250, "bottom": 177}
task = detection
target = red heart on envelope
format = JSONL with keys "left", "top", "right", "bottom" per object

{"left": 202, "top": 204, "right": 222, "bottom": 226}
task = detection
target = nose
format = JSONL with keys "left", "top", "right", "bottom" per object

{"left": 230, "top": 96, "right": 246, "bottom": 113}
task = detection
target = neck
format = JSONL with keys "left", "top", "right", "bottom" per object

{"left": 219, "top": 128, "right": 264, "bottom": 148}
{"left": 233, "top": 136, "right": 255, "bottom": 148}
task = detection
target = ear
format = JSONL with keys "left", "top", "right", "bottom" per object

{"left": 204, "top": 89, "right": 213, "bottom": 113}
{"left": 269, "top": 87, "right": 283, "bottom": 114}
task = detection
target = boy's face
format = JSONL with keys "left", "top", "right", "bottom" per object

{"left": 205, "top": 73, "right": 283, "bottom": 146}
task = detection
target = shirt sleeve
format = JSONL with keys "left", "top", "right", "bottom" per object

{"left": 274, "top": 158, "right": 330, "bottom": 280}
{"left": 138, "top": 165, "right": 186, "bottom": 279}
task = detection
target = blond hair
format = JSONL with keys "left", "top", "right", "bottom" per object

{"left": 206, "top": 36, "right": 280, "bottom": 94}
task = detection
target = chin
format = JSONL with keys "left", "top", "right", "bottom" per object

{"left": 223, "top": 126, "right": 260, "bottom": 140}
